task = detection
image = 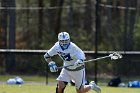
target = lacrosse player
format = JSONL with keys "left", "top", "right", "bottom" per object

{"left": 44, "top": 32, "right": 101, "bottom": 93}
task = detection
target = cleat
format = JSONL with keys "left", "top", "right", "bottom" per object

{"left": 90, "top": 81, "right": 101, "bottom": 93}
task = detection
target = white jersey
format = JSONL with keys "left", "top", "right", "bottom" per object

{"left": 46, "top": 42, "right": 86, "bottom": 69}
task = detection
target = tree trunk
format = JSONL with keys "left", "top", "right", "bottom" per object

{"left": 48, "top": 0, "right": 64, "bottom": 36}
{"left": 0, "top": 0, "right": 8, "bottom": 74}
{"left": 67, "top": 0, "right": 73, "bottom": 32}
{"left": 6, "top": 0, "right": 16, "bottom": 73}
{"left": 0, "top": 0, "right": 8, "bottom": 48}
{"left": 124, "top": 0, "right": 129, "bottom": 51}
{"left": 128, "top": 0, "right": 137, "bottom": 50}
{"left": 38, "top": 0, "right": 43, "bottom": 49}
{"left": 84, "top": 0, "right": 92, "bottom": 33}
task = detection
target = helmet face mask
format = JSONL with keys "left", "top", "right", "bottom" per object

{"left": 58, "top": 32, "right": 70, "bottom": 49}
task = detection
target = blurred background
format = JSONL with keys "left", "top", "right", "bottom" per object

{"left": 0, "top": 0, "right": 140, "bottom": 85}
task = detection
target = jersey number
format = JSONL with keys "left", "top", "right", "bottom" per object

{"left": 61, "top": 54, "right": 73, "bottom": 61}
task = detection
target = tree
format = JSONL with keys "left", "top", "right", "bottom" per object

{"left": 48, "top": 0, "right": 64, "bottom": 36}
{"left": 38, "top": 0, "right": 44, "bottom": 49}
{"left": 0, "top": 0, "right": 8, "bottom": 74}
{"left": 6, "top": 0, "right": 16, "bottom": 73}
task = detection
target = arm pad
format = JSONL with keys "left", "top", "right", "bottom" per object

{"left": 44, "top": 53, "right": 51, "bottom": 62}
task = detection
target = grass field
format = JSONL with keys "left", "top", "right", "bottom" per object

{"left": 0, "top": 75, "right": 140, "bottom": 93}
{"left": 1, "top": 84, "right": 140, "bottom": 93}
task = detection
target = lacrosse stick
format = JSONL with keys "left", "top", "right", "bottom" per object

{"left": 57, "top": 52, "right": 122, "bottom": 69}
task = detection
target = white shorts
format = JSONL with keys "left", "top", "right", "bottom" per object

{"left": 56, "top": 68, "right": 85, "bottom": 89}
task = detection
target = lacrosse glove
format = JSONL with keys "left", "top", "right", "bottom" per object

{"left": 74, "top": 59, "right": 84, "bottom": 67}
{"left": 48, "top": 61, "right": 58, "bottom": 72}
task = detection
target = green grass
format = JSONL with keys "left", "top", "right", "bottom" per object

{"left": 0, "top": 84, "right": 140, "bottom": 93}
{"left": 0, "top": 75, "right": 56, "bottom": 82}
{"left": 1, "top": 75, "right": 140, "bottom": 93}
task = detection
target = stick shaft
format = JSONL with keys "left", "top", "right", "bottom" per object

{"left": 84, "top": 56, "right": 110, "bottom": 63}
{"left": 57, "top": 55, "right": 110, "bottom": 69}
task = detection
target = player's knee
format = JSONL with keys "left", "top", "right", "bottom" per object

{"left": 56, "top": 81, "right": 68, "bottom": 93}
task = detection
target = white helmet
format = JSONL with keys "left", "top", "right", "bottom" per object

{"left": 58, "top": 32, "right": 70, "bottom": 49}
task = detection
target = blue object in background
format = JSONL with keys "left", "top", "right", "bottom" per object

{"left": 6, "top": 76, "right": 24, "bottom": 85}
{"left": 128, "top": 81, "right": 140, "bottom": 88}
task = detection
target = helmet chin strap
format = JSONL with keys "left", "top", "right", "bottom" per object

{"left": 59, "top": 42, "right": 70, "bottom": 50}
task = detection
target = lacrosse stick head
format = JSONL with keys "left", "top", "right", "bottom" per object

{"left": 109, "top": 52, "right": 122, "bottom": 60}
